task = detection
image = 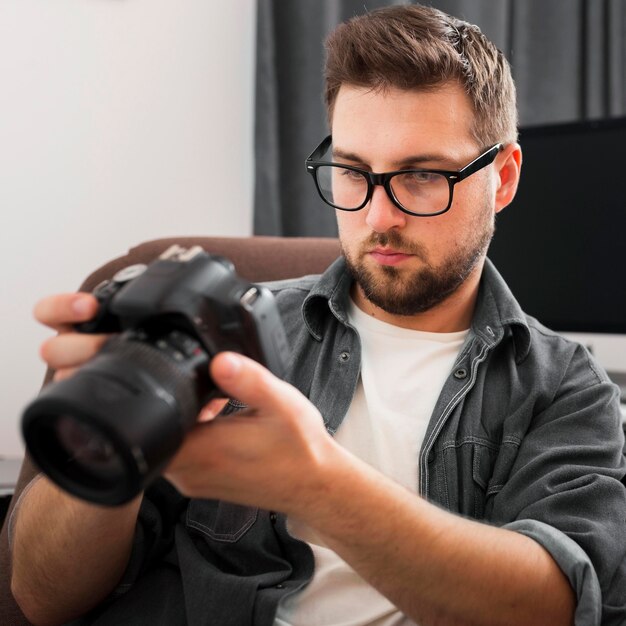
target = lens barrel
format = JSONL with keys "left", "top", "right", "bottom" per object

{"left": 22, "top": 334, "right": 209, "bottom": 505}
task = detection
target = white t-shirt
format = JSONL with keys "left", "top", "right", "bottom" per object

{"left": 274, "top": 299, "right": 468, "bottom": 626}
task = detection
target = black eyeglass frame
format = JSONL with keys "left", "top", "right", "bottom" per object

{"left": 305, "top": 135, "right": 503, "bottom": 217}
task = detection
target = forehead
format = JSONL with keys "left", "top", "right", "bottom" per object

{"left": 331, "top": 83, "right": 478, "bottom": 163}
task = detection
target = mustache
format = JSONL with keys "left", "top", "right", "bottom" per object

{"left": 363, "top": 231, "right": 428, "bottom": 259}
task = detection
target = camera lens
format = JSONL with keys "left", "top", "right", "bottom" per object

{"left": 55, "top": 415, "right": 125, "bottom": 486}
{"left": 22, "top": 334, "right": 209, "bottom": 505}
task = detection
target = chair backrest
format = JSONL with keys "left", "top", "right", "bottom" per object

{"left": 0, "top": 235, "right": 340, "bottom": 625}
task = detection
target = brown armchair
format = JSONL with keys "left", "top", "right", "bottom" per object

{"left": 0, "top": 235, "right": 340, "bottom": 625}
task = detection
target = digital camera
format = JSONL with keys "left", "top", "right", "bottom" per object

{"left": 22, "top": 245, "right": 290, "bottom": 505}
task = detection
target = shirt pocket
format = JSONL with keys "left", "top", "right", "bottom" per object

{"left": 472, "top": 443, "right": 502, "bottom": 519}
{"left": 472, "top": 440, "right": 519, "bottom": 519}
{"left": 186, "top": 499, "right": 259, "bottom": 543}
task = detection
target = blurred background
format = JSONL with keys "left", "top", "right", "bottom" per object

{"left": 1, "top": 0, "right": 624, "bottom": 459}
{"left": 0, "top": 0, "right": 256, "bottom": 457}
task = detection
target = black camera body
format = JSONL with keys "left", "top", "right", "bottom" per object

{"left": 22, "top": 245, "right": 290, "bottom": 505}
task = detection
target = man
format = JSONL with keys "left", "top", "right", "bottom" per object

{"left": 10, "top": 5, "right": 626, "bottom": 626}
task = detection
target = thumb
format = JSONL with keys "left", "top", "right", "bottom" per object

{"left": 210, "top": 352, "right": 307, "bottom": 415}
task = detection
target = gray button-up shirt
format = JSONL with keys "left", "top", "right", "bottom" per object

{"left": 80, "top": 257, "right": 626, "bottom": 626}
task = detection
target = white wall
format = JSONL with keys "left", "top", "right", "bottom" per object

{"left": 0, "top": 0, "right": 256, "bottom": 457}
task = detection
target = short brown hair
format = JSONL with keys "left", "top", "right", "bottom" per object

{"left": 324, "top": 5, "right": 518, "bottom": 146}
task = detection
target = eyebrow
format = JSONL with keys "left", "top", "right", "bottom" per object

{"left": 331, "top": 146, "right": 457, "bottom": 170}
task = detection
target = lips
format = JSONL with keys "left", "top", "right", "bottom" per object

{"left": 369, "top": 248, "right": 413, "bottom": 266}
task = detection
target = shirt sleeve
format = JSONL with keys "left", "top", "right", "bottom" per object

{"left": 492, "top": 346, "right": 626, "bottom": 626}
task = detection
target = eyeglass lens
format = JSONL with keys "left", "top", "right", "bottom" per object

{"left": 315, "top": 165, "right": 450, "bottom": 215}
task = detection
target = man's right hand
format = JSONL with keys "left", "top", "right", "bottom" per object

{"left": 34, "top": 292, "right": 109, "bottom": 381}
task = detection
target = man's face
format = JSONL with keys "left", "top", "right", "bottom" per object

{"left": 331, "top": 83, "right": 500, "bottom": 322}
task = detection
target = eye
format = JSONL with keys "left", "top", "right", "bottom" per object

{"left": 405, "top": 171, "right": 440, "bottom": 184}
{"left": 339, "top": 168, "right": 366, "bottom": 181}
{"left": 391, "top": 171, "right": 448, "bottom": 198}
{"left": 340, "top": 168, "right": 361, "bottom": 178}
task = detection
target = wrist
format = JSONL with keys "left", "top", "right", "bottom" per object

{"left": 286, "top": 438, "right": 375, "bottom": 527}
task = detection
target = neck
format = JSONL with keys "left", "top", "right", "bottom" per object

{"left": 352, "top": 259, "right": 485, "bottom": 333}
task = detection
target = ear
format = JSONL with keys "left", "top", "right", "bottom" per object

{"left": 494, "top": 142, "right": 522, "bottom": 214}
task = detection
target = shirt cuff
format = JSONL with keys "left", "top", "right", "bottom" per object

{"left": 505, "top": 518, "right": 601, "bottom": 626}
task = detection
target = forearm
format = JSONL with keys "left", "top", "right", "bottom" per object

{"left": 299, "top": 445, "right": 575, "bottom": 626}
{"left": 10, "top": 475, "right": 141, "bottom": 626}
{"left": 163, "top": 353, "right": 576, "bottom": 624}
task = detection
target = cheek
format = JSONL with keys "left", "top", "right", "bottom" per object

{"left": 454, "top": 174, "right": 496, "bottom": 216}
{"left": 335, "top": 210, "right": 363, "bottom": 243}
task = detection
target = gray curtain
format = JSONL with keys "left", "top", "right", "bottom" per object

{"left": 254, "top": 0, "right": 626, "bottom": 237}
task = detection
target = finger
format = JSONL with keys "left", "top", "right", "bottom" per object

{"left": 33, "top": 293, "right": 99, "bottom": 332}
{"left": 198, "top": 398, "right": 229, "bottom": 422}
{"left": 209, "top": 352, "right": 309, "bottom": 416}
{"left": 40, "top": 333, "right": 109, "bottom": 370}
{"left": 53, "top": 367, "right": 79, "bottom": 382}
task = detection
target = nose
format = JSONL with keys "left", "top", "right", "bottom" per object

{"left": 365, "top": 185, "right": 407, "bottom": 233}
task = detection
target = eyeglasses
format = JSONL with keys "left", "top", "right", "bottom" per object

{"left": 305, "top": 135, "right": 502, "bottom": 217}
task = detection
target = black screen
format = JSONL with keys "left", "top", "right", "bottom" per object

{"left": 487, "top": 117, "right": 626, "bottom": 334}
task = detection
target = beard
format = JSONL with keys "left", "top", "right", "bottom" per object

{"left": 341, "top": 203, "right": 495, "bottom": 317}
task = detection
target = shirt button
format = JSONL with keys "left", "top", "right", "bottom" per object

{"left": 275, "top": 583, "right": 285, "bottom": 589}
{"left": 453, "top": 367, "right": 467, "bottom": 379}
{"left": 339, "top": 351, "right": 350, "bottom": 362}
{"left": 269, "top": 512, "right": 277, "bottom": 523}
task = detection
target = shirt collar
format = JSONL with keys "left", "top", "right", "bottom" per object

{"left": 302, "top": 257, "right": 352, "bottom": 340}
{"left": 471, "top": 258, "right": 532, "bottom": 362}
{"left": 302, "top": 256, "right": 532, "bottom": 362}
